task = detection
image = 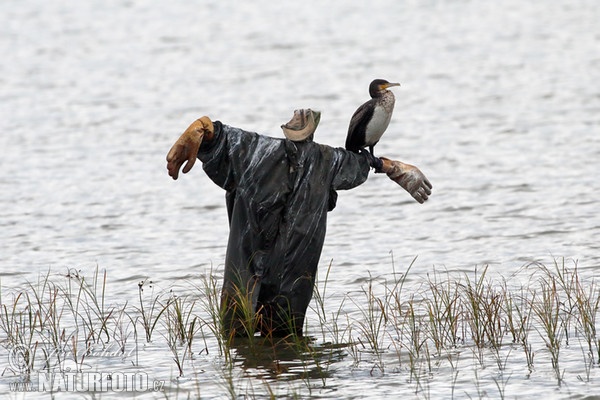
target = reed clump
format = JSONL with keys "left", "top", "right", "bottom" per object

{"left": 0, "top": 259, "right": 599, "bottom": 398}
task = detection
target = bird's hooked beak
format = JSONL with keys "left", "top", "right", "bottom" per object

{"left": 381, "top": 82, "right": 400, "bottom": 90}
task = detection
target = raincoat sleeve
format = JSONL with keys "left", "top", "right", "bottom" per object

{"left": 330, "top": 147, "right": 371, "bottom": 190}
{"left": 196, "top": 121, "right": 255, "bottom": 192}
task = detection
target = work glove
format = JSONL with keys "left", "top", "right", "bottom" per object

{"left": 166, "top": 116, "right": 214, "bottom": 180}
{"left": 377, "top": 157, "right": 432, "bottom": 204}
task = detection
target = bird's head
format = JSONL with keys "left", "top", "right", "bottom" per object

{"left": 369, "top": 79, "right": 400, "bottom": 98}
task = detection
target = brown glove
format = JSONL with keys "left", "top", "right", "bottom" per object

{"left": 166, "top": 116, "right": 214, "bottom": 180}
{"left": 379, "top": 157, "right": 432, "bottom": 204}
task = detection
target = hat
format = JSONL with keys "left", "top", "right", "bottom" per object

{"left": 281, "top": 109, "right": 321, "bottom": 141}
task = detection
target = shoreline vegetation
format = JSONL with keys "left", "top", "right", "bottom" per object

{"left": 1, "top": 258, "right": 599, "bottom": 398}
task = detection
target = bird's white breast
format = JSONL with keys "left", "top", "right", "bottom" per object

{"left": 365, "top": 104, "right": 393, "bottom": 145}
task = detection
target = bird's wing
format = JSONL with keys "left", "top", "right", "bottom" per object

{"left": 345, "top": 99, "right": 375, "bottom": 152}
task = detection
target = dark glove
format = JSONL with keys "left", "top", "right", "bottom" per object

{"left": 377, "top": 157, "right": 432, "bottom": 204}
{"left": 166, "top": 116, "right": 214, "bottom": 180}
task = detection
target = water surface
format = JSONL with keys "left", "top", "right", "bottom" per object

{"left": 1, "top": 0, "right": 599, "bottom": 398}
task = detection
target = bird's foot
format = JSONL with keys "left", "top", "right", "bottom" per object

{"left": 361, "top": 149, "right": 383, "bottom": 172}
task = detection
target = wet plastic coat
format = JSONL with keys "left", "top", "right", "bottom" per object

{"left": 198, "top": 122, "right": 371, "bottom": 336}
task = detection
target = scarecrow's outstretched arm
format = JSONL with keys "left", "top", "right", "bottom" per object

{"left": 376, "top": 157, "right": 432, "bottom": 204}
{"left": 166, "top": 116, "right": 214, "bottom": 180}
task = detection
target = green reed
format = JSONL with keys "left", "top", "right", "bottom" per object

{"left": 426, "top": 268, "right": 463, "bottom": 355}
{"left": 136, "top": 278, "right": 170, "bottom": 343}
{"left": 1, "top": 258, "right": 599, "bottom": 398}
{"left": 163, "top": 292, "right": 200, "bottom": 377}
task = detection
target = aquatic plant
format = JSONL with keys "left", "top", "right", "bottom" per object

{"left": 1, "top": 258, "right": 599, "bottom": 398}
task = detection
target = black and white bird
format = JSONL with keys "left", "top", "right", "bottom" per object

{"left": 345, "top": 79, "right": 400, "bottom": 158}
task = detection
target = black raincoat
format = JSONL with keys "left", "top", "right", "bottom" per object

{"left": 198, "top": 122, "right": 371, "bottom": 336}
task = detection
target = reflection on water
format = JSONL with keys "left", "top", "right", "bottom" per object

{"left": 1, "top": 0, "right": 600, "bottom": 398}
{"left": 227, "top": 336, "right": 347, "bottom": 383}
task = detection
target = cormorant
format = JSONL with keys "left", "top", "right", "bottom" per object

{"left": 345, "top": 79, "right": 400, "bottom": 157}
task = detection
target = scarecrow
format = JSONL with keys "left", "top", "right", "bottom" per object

{"left": 166, "top": 109, "right": 431, "bottom": 336}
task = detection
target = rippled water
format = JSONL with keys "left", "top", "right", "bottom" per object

{"left": 1, "top": 0, "right": 600, "bottom": 398}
